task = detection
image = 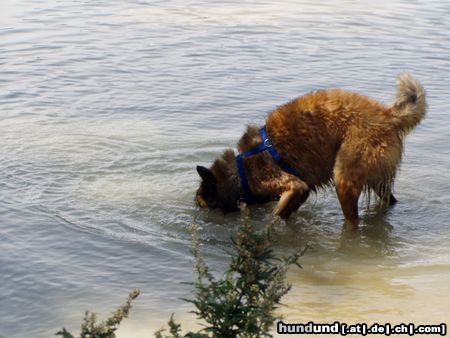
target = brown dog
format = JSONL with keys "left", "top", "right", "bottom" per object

{"left": 196, "top": 73, "right": 426, "bottom": 228}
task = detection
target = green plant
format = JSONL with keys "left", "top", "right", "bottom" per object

{"left": 57, "top": 289, "right": 140, "bottom": 338}
{"left": 156, "top": 211, "right": 305, "bottom": 338}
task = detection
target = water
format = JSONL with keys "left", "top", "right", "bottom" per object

{"left": 1, "top": 0, "right": 449, "bottom": 337}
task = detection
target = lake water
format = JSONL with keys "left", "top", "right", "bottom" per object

{"left": 1, "top": 0, "right": 449, "bottom": 337}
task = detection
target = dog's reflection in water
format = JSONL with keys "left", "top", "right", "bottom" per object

{"left": 338, "top": 208, "right": 396, "bottom": 257}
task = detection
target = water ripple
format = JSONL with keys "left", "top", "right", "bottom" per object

{"left": 1, "top": 0, "right": 450, "bottom": 336}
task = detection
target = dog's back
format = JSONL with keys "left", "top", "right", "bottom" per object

{"left": 266, "top": 73, "right": 426, "bottom": 192}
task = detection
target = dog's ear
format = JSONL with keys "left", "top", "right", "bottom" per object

{"left": 196, "top": 165, "right": 216, "bottom": 186}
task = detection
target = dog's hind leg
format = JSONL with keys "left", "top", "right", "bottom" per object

{"left": 369, "top": 183, "right": 397, "bottom": 207}
{"left": 335, "top": 180, "right": 362, "bottom": 229}
{"left": 334, "top": 134, "right": 368, "bottom": 228}
{"left": 378, "top": 193, "right": 397, "bottom": 207}
{"left": 272, "top": 180, "right": 310, "bottom": 219}
{"left": 387, "top": 193, "right": 397, "bottom": 206}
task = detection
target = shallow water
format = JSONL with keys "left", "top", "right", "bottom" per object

{"left": 1, "top": 0, "right": 450, "bottom": 337}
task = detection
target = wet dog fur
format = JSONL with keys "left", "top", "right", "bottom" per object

{"left": 196, "top": 73, "right": 426, "bottom": 228}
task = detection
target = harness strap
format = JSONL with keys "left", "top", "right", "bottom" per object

{"left": 236, "top": 154, "right": 253, "bottom": 203}
{"left": 236, "top": 126, "right": 302, "bottom": 204}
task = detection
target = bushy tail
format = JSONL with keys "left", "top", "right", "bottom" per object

{"left": 390, "top": 73, "right": 427, "bottom": 135}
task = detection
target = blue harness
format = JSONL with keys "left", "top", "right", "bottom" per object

{"left": 236, "top": 126, "right": 302, "bottom": 204}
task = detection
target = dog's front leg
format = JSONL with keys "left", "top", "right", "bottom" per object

{"left": 272, "top": 181, "right": 309, "bottom": 219}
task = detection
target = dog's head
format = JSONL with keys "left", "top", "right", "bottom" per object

{"left": 195, "top": 149, "right": 241, "bottom": 213}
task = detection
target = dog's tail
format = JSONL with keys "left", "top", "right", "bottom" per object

{"left": 390, "top": 73, "right": 427, "bottom": 135}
